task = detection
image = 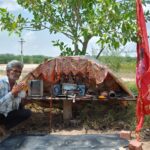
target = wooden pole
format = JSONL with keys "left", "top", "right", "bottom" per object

{"left": 63, "top": 100, "right": 72, "bottom": 121}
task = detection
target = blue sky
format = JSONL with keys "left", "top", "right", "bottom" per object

{"left": 0, "top": 0, "right": 150, "bottom": 57}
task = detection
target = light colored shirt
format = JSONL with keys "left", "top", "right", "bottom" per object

{"left": 0, "top": 76, "right": 25, "bottom": 117}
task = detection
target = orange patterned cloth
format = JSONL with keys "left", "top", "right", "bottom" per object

{"left": 24, "top": 56, "right": 108, "bottom": 86}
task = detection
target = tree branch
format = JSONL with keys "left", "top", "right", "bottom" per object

{"left": 96, "top": 47, "right": 105, "bottom": 59}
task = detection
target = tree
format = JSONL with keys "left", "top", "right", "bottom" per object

{"left": 0, "top": 0, "right": 149, "bottom": 56}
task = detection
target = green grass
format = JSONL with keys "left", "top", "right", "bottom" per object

{"left": 125, "top": 81, "right": 138, "bottom": 95}
{"left": 119, "top": 62, "right": 136, "bottom": 73}
{"left": 99, "top": 56, "right": 136, "bottom": 73}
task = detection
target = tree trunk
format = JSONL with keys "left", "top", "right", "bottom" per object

{"left": 82, "top": 36, "right": 92, "bottom": 55}
{"left": 74, "top": 42, "right": 79, "bottom": 55}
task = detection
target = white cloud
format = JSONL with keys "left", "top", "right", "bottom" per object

{"left": 23, "top": 31, "right": 36, "bottom": 42}
{"left": 18, "top": 30, "right": 61, "bottom": 57}
{"left": 22, "top": 31, "right": 38, "bottom": 53}
{"left": 0, "top": 0, "right": 22, "bottom": 11}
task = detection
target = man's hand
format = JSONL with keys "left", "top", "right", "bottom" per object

{"left": 11, "top": 82, "right": 26, "bottom": 97}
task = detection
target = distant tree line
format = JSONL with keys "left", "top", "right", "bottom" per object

{"left": 0, "top": 54, "right": 50, "bottom": 64}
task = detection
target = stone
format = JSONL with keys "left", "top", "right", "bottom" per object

{"left": 120, "top": 130, "right": 131, "bottom": 140}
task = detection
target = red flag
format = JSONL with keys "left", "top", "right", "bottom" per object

{"left": 136, "top": 0, "right": 150, "bottom": 132}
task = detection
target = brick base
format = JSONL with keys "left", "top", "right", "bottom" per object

{"left": 129, "top": 140, "right": 143, "bottom": 150}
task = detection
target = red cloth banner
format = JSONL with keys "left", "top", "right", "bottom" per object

{"left": 136, "top": 0, "right": 150, "bottom": 132}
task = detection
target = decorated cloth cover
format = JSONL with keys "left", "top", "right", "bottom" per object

{"left": 23, "top": 56, "right": 108, "bottom": 86}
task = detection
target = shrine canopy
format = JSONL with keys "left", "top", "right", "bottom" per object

{"left": 22, "top": 56, "right": 134, "bottom": 99}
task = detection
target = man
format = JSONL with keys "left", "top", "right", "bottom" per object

{"left": 0, "top": 60, "right": 31, "bottom": 136}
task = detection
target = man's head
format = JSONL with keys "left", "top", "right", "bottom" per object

{"left": 6, "top": 60, "right": 24, "bottom": 82}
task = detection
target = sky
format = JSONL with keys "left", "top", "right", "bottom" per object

{"left": 0, "top": 0, "right": 150, "bottom": 57}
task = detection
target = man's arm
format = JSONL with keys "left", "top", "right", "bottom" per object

{"left": 0, "top": 81, "right": 25, "bottom": 104}
{"left": 0, "top": 80, "right": 14, "bottom": 104}
{"left": 0, "top": 91, "right": 14, "bottom": 104}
